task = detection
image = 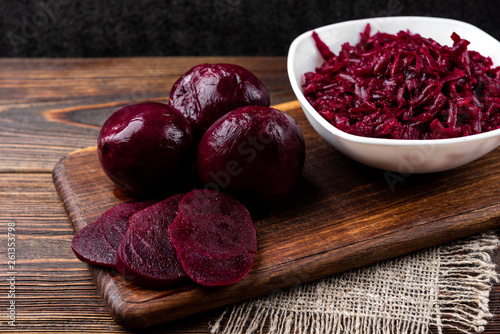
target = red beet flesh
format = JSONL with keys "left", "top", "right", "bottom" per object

{"left": 196, "top": 105, "right": 305, "bottom": 205}
{"left": 71, "top": 201, "right": 155, "bottom": 268}
{"left": 169, "top": 63, "right": 271, "bottom": 135}
{"left": 97, "top": 102, "right": 194, "bottom": 197}
{"left": 303, "top": 24, "right": 500, "bottom": 139}
{"left": 169, "top": 189, "right": 257, "bottom": 287}
{"left": 116, "top": 194, "right": 188, "bottom": 288}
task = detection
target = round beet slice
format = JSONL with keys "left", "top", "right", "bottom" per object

{"left": 71, "top": 221, "right": 105, "bottom": 266}
{"left": 101, "top": 200, "right": 156, "bottom": 249}
{"left": 116, "top": 194, "right": 188, "bottom": 288}
{"left": 71, "top": 201, "right": 155, "bottom": 268}
{"left": 117, "top": 232, "right": 187, "bottom": 288}
{"left": 176, "top": 188, "right": 250, "bottom": 222}
{"left": 126, "top": 194, "right": 183, "bottom": 230}
{"left": 172, "top": 241, "right": 255, "bottom": 286}
{"left": 169, "top": 189, "right": 257, "bottom": 287}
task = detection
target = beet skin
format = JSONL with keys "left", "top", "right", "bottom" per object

{"left": 97, "top": 102, "right": 194, "bottom": 197}
{"left": 196, "top": 106, "right": 305, "bottom": 205}
{"left": 169, "top": 63, "right": 270, "bottom": 136}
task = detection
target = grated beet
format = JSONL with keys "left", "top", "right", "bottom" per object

{"left": 303, "top": 24, "right": 500, "bottom": 139}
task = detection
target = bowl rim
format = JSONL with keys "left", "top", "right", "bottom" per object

{"left": 287, "top": 16, "right": 500, "bottom": 147}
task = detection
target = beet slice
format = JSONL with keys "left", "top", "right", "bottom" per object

{"left": 71, "top": 201, "right": 155, "bottom": 268}
{"left": 177, "top": 188, "right": 248, "bottom": 219}
{"left": 118, "top": 232, "right": 186, "bottom": 287}
{"left": 71, "top": 221, "right": 103, "bottom": 265}
{"left": 169, "top": 189, "right": 257, "bottom": 287}
{"left": 174, "top": 213, "right": 247, "bottom": 256}
{"left": 116, "top": 194, "right": 188, "bottom": 288}
{"left": 100, "top": 200, "right": 156, "bottom": 249}
{"left": 86, "top": 221, "right": 116, "bottom": 267}
{"left": 173, "top": 242, "right": 255, "bottom": 286}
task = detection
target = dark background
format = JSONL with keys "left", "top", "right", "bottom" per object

{"left": 1, "top": 0, "right": 499, "bottom": 57}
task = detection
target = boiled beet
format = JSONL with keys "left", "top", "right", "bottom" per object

{"left": 168, "top": 190, "right": 257, "bottom": 287}
{"left": 97, "top": 102, "right": 194, "bottom": 197}
{"left": 169, "top": 63, "right": 271, "bottom": 136}
{"left": 116, "top": 194, "right": 188, "bottom": 288}
{"left": 71, "top": 201, "right": 155, "bottom": 268}
{"left": 196, "top": 106, "right": 305, "bottom": 205}
{"left": 72, "top": 220, "right": 110, "bottom": 266}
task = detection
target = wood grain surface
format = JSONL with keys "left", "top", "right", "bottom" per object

{"left": 0, "top": 57, "right": 499, "bottom": 333}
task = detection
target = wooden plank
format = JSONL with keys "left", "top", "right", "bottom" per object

{"left": 52, "top": 101, "right": 500, "bottom": 328}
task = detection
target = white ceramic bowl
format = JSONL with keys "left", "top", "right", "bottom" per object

{"left": 287, "top": 16, "right": 500, "bottom": 173}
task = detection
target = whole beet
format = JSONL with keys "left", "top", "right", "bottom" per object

{"left": 196, "top": 106, "right": 305, "bottom": 205}
{"left": 169, "top": 63, "right": 270, "bottom": 136}
{"left": 97, "top": 102, "right": 193, "bottom": 197}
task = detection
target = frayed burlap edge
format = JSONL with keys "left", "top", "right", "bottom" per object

{"left": 434, "top": 233, "right": 499, "bottom": 333}
{"left": 211, "top": 232, "right": 499, "bottom": 334}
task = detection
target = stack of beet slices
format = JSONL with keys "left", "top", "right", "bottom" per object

{"left": 71, "top": 189, "right": 257, "bottom": 288}
{"left": 71, "top": 200, "right": 155, "bottom": 268}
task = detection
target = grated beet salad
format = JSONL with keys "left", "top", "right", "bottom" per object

{"left": 303, "top": 24, "right": 500, "bottom": 139}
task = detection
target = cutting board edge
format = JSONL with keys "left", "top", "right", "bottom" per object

{"left": 52, "top": 148, "right": 97, "bottom": 231}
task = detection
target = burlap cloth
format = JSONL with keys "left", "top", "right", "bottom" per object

{"left": 211, "top": 232, "right": 499, "bottom": 334}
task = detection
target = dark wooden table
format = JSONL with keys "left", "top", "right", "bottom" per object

{"left": 0, "top": 57, "right": 499, "bottom": 333}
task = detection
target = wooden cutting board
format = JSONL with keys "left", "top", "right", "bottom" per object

{"left": 52, "top": 100, "right": 500, "bottom": 328}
